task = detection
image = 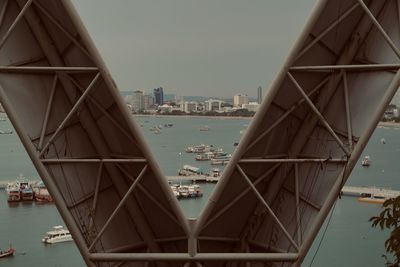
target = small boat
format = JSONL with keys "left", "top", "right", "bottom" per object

{"left": 0, "top": 245, "right": 16, "bottom": 258}
{"left": 212, "top": 149, "right": 227, "bottom": 157}
{"left": 380, "top": 138, "right": 386, "bottom": 144}
{"left": 188, "top": 184, "right": 203, "bottom": 197}
{"left": 6, "top": 183, "right": 20, "bottom": 202}
{"left": 199, "top": 125, "right": 210, "bottom": 131}
{"left": 32, "top": 181, "right": 53, "bottom": 203}
{"left": 42, "top": 225, "right": 73, "bottom": 244}
{"left": 361, "top": 156, "right": 371, "bottom": 167}
{"left": 16, "top": 175, "right": 33, "bottom": 201}
{"left": 0, "top": 129, "right": 12, "bottom": 134}
{"left": 149, "top": 126, "right": 161, "bottom": 132}
{"left": 208, "top": 168, "right": 221, "bottom": 178}
{"left": 178, "top": 186, "right": 190, "bottom": 198}
{"left": 171, "top": 184, "right": 203, "bottom": 199}
{"left": 211, "top": 159, "right": 229, "bottom": 165}
{"left": 21, "top": 187, "right": 34, "bottom": 201}
{"left": 185, "top": 144, "right": 214, "bottom": 153}
{"left": 178, "top": 165, "right": 203, "bottom": 176}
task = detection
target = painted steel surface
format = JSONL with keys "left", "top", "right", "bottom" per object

{"left": 1, "top": 0, "right": 400, "bottom": 266}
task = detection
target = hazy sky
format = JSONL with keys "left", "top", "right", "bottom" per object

{"left": 70, "top": 0, "right": 316, "bottom": 98}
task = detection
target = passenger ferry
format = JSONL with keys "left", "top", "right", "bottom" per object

{"left": 42, "top": 226, "right": 73, "bottom": 244}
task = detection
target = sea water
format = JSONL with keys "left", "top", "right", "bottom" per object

{"left": 0, "top": 115, "right": 396, "bottom": 266}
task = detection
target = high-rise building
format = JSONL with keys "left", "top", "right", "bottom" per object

{"left": 154, "top": 87, "right": 164, "bottom": 105}
{"left": 233, "top": 94, "right": 249, "bottom": 107}
{"left": 142, "top": 94, "right": 154, "bottom": 110}
{"left": 131, "top": 90, "right": 144, "bottom": 112}
{"left": 257, "top": 86, "right": 262, "bottom": 104}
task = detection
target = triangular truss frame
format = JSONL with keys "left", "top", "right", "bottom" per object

{"left": 0, "top": 0, "right": 399, "bottom": 266}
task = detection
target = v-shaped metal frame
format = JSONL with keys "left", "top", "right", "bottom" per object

{"left": 0, "top": 0, "right": 399, "bottom": 266}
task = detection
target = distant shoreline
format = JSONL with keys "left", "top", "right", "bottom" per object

{"left": 132, "top": 114, "right": 253, "bottom": 120}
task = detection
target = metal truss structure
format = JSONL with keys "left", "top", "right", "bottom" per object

{"left": 0, "top": 0, "right": 399, "bottom": 266}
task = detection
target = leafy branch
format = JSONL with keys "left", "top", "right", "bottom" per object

{"left": 370, "top": 196, "right": 400, "bottom": 266}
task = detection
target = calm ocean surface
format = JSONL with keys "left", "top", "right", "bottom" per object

{"left": 0, "top": 115, "right": 397, "bottom": 266}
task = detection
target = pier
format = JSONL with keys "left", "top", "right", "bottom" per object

{"left": 0, "top": 176, "right": 219, "bottom": 189}
{"left": 341, "top": 186, "right": 400, "bottom": 199}
{"left": 167, "top": 175, "right": 219, "bottom": 183}
{"left": 3, "top": 180, "right": 398, "bottom": 198}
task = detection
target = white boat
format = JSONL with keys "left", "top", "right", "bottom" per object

{"left": 362, "top": 156, "right": 371, "bottom": 167}
{"left": 195, "top": 152, "right": 213, "bottom": 161}
{"left": 199, "top": 125, "right": 210, "bottom": 131}
{"left": 0, "top": 129, "right": 12, "bottom": 134}
{"left": 211, "top": 155, "right": 231, "bottom": 165}
{"left": 185, "top": 144, "right": 214, "bottom": 153}
{"left": 178, "top": 186, "right": 190, "bottom": 198}
{"left": 42, "top": 226, "right": 73, "bottom": 244}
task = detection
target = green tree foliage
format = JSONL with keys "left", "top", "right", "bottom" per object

{"left": 370, "top": 196, "right": 400, "bottom": 266}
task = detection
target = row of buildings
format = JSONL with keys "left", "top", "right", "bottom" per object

{"left": 124, "top": 87, "right": 263, "bottom": 114}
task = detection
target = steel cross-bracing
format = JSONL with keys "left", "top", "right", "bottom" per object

{"left": 0, "top": 0, "right": 399, "bottom": 266}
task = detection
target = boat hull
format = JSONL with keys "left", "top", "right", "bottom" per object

{"left": 42, "top": 237, "right": 73, "bottom": 244}
{"left": 0, "top": 248, "right": 15, "bottom": 258}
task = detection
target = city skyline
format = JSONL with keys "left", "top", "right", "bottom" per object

{"left": 71, "top": 0, "right": 316, "bottom": 98}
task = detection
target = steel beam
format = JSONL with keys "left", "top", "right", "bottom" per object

{"left": 88, "top": 165, "right": 148, "bottom": 252}
{"left": 89, "top": 253, "right": 299, "bottom": 262}
{"left": 0, "top": 0, "right": 33, "bottom": 50}
{"left": 39, "top": 72, "right": 101, "bottom": 157}
{"left": 238, "top": 158, "right": 346, "bottom": 163}
{"left": 198, "top": 163, "right": 281, "bottom": 233}
{"left": 41, "top": 158, "right": 147, "bottom": 163}
{"left": 290, "top": 63, "right": 400, "bottom": 71}
{"left": 357, "top": 0, "right": 400, "bottom": 59}
{"left": 0, "top": 66, "right": 99, "bottom": 73}
{"left": 236, "top": 164, "right": 299, "bottom": 251}
{"left": 32, "top": 1, "right": 93, "bottom": 60}
{"left": 245, "top": 76, "right": 330, "bottom": 153}
{"left": 288, "top": 72, "right": 350, "bottom": 156}
{"left": 295, "top": 2, "right": 360, "bottom": 60}
{"left": 343, "top": 71, "right": 353, "bottom": 151}
{"left": 0, "top": 1, "right": 9, "bottom": 30}
{"left": 38, "top": 75, "right": 58, "bottom": 150}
